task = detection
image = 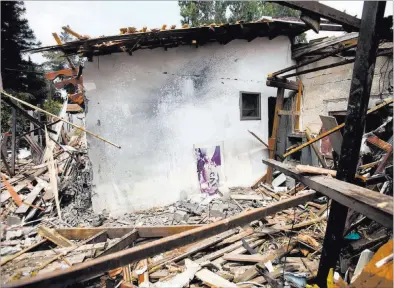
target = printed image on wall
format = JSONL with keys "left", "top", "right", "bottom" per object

{"left": 195, "top": 145, "right": 222, "bottom": 195}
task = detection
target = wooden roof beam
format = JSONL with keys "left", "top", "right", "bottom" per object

{"left": 262, "top": 159, "right": 393, "bottom": 228}
{"left": 275, "top": 1, "right": 361, "bottom": 31}
{"left": 266, "top": 77, "right": 299, "bottom": 91}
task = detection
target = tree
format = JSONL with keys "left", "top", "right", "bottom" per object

{"left": 179, "top": 1, "right": 301, "bottom": 25}
{"left": 42, "top": 26, "right": 79, "bottom": 71}
{"left": 178, "top": 1, "right": 306, "bottom": 42}
{"left": 1, "top": 1, "right": 48, "bottom": 104}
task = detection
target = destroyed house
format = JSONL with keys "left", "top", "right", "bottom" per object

{"left": 2, "top": 3, "right": 393, "bottom": 286}
{"left": 25, "top": 17, "right": 345, "bottom": 215}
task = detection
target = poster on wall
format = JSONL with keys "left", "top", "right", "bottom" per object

{"left": 194, "top": 143, "right": 223, "bottom": 195}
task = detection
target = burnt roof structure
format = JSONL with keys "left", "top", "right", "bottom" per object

{"left": 24, "top": 17, "right": 343, "bottom": 61}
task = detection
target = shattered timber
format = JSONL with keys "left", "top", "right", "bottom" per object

{"left": 1, "top": 1, "right": 393, "bottom": 288}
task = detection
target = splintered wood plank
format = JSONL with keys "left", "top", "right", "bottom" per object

{"left": 219, "top": 228, "right": 254, "bottom": 245}
{"left": 137, "top": 259, "right": 149, "bottom": 285}
{"left": 296, "top": 164, "right": 336, "bottom": 176}
{"left": 0, "top": 167, "right": 48, "bottom": 190}
{"left": 15, "top": 182, "right": 46, "bottom": 214}
{"left": 84, "top": 230, "right": 108, "bottom": 244}
{"left": 247, "top": 130, "right": 269, "bottom": 148}
{"left": 223, "top": 254, "right": 268, "bottom": 263}
{"left": 225, "top": 242, "right": 295, "bottom": 264}
{"left": 1, "top": 174, "right": 22, "bottom": 206}
{"left": 195, "top": 268, "right": 237, "bottom": 287}
{"left": 263, "top": 159, "right": 393, "bottom": 228}
{"left": 38, "top": 226, "right": 74, "bottom": 247}
{"left": 1, "top": 183, "right": 27, "bottom": 203}
{"left": 350, "top": 240, "right": 393, "bottom": 287}
{"left": 212, "top": 239, "right": 265, "bottom": 267}
{"left": 13, "top": 243, "right": 106, "bottom": 261}
{"left": 231, "top": 195, "right": 264, "bottom": 201}
{"left": 366, "top": 135, "right": 392, "bottom": 152}
{"left": 136, "top": 225, "right": 201, "bottom": 238}
{"left": 96, "top": 229, "right": 138, "bottom": 257}
{"left": 150, "top": 270, "right": 169, "bottom": 280}
{"left": 196, "top": 237, "right": 257, "bottom": 264}
{"left": 9, "top": 193, "right": 315, "bottom": 287}
{"left": 234, "top": 266, "right": 259, "bottom": 283}
{"left": 251, "top": 173, "right": 267, "bottom": 189}
{"left": 0, "top": 239, "right": 47, "bottom": 266}
{"left": 149, "top": 229, "right": 238, "bottom": 271}
{"left": 55, "top": 225, "right": 201, "bottom": 240}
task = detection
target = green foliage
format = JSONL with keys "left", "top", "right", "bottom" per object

{"left": 178, "top": 1, "right": 301, "bottom": 26}
{"left": 1, "top": 1, "right": 49, "bottom": 104}
{"left": 43, "top": 98, "right": 62, "bottom": 115}
{"left": 43, "top": 26, "right": 79, "bottom": 71}
{"left": 1, "top": 89, "right": 34, "bottom": 133}
{"left": 295, "top": 33, "right": 307, "bottom": 44}
{"left": 42, "top": 26, "right": 79, "bottom": 71}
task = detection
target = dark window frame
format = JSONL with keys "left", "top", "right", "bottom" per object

{"left": 239, "top": 91, "right": 261, "bottom": 120}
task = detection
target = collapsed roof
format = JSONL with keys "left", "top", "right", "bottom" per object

{"left": 24, "top": 17, "right": 344, "bottom": 60}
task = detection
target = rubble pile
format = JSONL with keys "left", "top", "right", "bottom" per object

{"left": 0, "top": 113, "right": 95, "bottom": 253}
{"left": 107, "top": 187, "right": 279, "bottom": 227}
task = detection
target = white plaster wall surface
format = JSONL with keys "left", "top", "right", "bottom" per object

{"left": 83, "top": 37, "right": 294, "bottom": 216}
{"left": 299, "top": 56, "right": 393, "bottom": 133}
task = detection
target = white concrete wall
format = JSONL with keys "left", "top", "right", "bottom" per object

{"left": 83, "top": 37, "right": 294, "bottom": 216}
{"left": 299, "top": 55, "right": 393, "bottom": 134}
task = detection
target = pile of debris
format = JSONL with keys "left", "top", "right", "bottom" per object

{"left": 1, "top": 172, "right": 391, "bottom": 287}
{"left": 0, "top": 100, "right": 98, "bottom": 252}
{"left": 104, "top": 187, "right": 289, "bottom": 227}
{"left": 0, "top": 182, "right": 323, "bottom": 286}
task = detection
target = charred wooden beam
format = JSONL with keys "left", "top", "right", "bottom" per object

{"left": 282, "top": 49, "right": 391, "bottom": 79}
{"left": 262, "top": 159, "right": 393, "bottom": 228}
{"left": 270, "top": 43, "right": 357, "bottom": 78}
{"left": 266, "top": 78, "right": 299, "bottom": 91}
{"left": 1, "top": 149, "right": 12, "bottom": 176}
{"left": 56, "top": 225, "right": 202, "bottom": 240}
{"left": 7, "top": 192, "right": 315, "bottom": 288}
{"left": 277, "top": 1, "right": 361, "bottom": 31}
{"left": 316, "top": 2, "right": 387, "bottom": 286}
{"left": 96, "top": 230, "right": 139, "bottom": 258}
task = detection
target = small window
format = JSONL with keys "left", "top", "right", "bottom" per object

{"left": 240, "top": 92, "right": 261, "bottom": 120}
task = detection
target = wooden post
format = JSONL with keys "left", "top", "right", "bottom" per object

{"left": 27, "top": 111, "right": 36, "bottom": 142}
{"left": 1, "top": 149, "right": 12, "bottom": 176}
{"left": 266, "top": 87, "right": 285, "bottom": 184}
{"left": 37, "top": 105, "right": 43, "bottom": 147}
{"left": 316, "top": 2, "right": 386, "bottom": 286}
{"left": 10, "top": 107, "right": 16, "bottom": 176}
{"left": 294, "top": 82, "right": 302, "bottom": 131}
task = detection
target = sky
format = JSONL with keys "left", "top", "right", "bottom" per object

{"left": 24, "top": 1, "right": 393, "bottom": 63}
